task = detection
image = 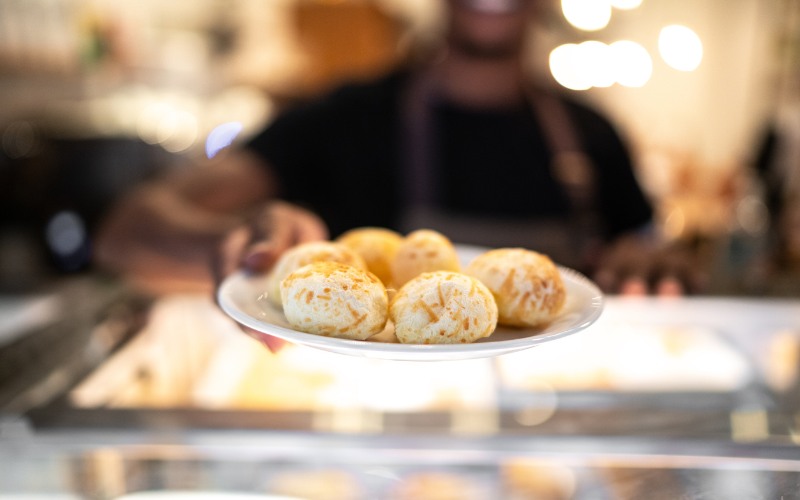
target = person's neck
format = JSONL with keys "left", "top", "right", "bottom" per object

{"left": 434, "top": 49, "right": 527, "bottom": 108}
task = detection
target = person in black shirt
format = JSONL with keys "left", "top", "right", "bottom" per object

{"left": 246, "top": 69, "right": 653, "bottom": 271}
{"left": 95, "top": 0, "right": 689, "bottom": 304}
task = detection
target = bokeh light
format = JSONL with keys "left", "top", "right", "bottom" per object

{"left": 610, "top": 0, "right": 643, "bottom": 10}
{"left": 552, "top": 40, "right": 652, "bottom": 90}
{"left": 561, "top": 0, "right": 612, "bottom": 32}
{"left": 658, "top": 24, "right": 703, "bottom": 72}
{"left": 45, "top": 211, "right": 88, "bottom": 267}
{"left": 610, "top": 40, "right": 652, "bottom": 87}
{"left": 579, "top": 40, "right": 615, "bottom": 88}
{"left": 549, "top": 43, "right": 592, "bottom": 91}
{"left": 158, "top": 110, "right": 199, "bottom": 153}
{"left": 137, "top": 99, "right": 199, "bottom": 153}
{"left": 46, "top": 211, "right": 85, "bottom": 256}
{"left": 206, "top": 122, "right": 244, "bottom": 159}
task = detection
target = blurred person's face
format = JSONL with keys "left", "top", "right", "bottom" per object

{"left": 445, "top": 0, "right": 537, "bottom": 58}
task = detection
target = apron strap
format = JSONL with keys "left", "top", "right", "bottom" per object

{"left": 399, "top": 70, "right": 602, "bottom": 267}
{"left": 528, "top": 89, "right": 598, "bottom": 215}
{"left": 400, "top": 68, "right": 441, "bottom": 207}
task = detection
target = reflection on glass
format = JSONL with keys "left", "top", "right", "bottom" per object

{"left": 206, "top": 122, "right": 244, "bottom": 159}
{"left": 45, "top": 211, "right": 87, "bottom": 259}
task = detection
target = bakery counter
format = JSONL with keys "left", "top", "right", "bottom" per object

{"left": 39, "top": 294, "right": 800, "bottom": 423}
{"left": 2, "top": 285, "right": 800, "bottom": 498}
{"left": 3, "top": 422, "right": 800, "bottom": 498}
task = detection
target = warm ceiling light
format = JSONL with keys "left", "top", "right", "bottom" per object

{"left": 579, "top": 40, "right": 615, "bottom": 88}
{"left": 658, "top": 24, "right": 703, "bottom": 72}
{"left": 610, "top": 0, "right": 643, "bottom": 10}
{"left": 561, "top": 0, "right": 611, "bottom": 32}
{"left": 549, "top": 43, "right": 592, "bottom": 91}
{"left": 610, "top": 40, "right": 652, "bottom": 87}
{"left": 551, "top": 40, "right": 654, "bottom": 90}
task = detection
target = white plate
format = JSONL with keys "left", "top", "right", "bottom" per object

{"left": 217, "top": 248, "right": 603, "bottom": 361}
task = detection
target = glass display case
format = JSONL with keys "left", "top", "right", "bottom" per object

{"left": 2, "top": 275, "right": 800, "bottom": 499}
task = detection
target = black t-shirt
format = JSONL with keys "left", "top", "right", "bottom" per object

{"left": 246, "top": 71, "right": 653, "bottom": 243}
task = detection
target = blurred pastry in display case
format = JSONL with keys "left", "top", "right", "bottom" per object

{"left": 265, "top": 241, "right": 367, "bottom": 308}
{"left": 762, "top": 330, "right": 800, "bottom": 392}
{"left": 387, "top": 471, "right": 487, "bottom": 500}
{"left": 496, "top": 323, "right": 753, "bottom": 392}
{"left": 69, "top": 290, "right": 496, "bottom": 412}
{"left": 500, "top": 458, "right": 577, "bottom": 500}
{"left": 195, "top": 339, "right": 496, "bottom": 412}
{"left": 336, "top": 227, "right": 404, "bottom": 287}
{"left": 70, "top": 296, "right": 233, "bottom": 408}
{"left": 195, "top": 340, "right": 341, "bottom": 411}
{"left": 267, "top": 468, "right": 363, "bottom": 500}
{"left": 600, "top": 467, "right": 685, "bottom": 499}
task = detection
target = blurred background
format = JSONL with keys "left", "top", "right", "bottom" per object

{"left": 3, "top": 2, "right": 800, "bottom": 498}
{"left": 1, "top": 0, "right": 799, "bottom": 293}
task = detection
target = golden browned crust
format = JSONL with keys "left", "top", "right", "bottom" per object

{"left": 281, "top": 261, "right": 388, "bottom": 340}
{"left": 265, "top": 241, "right": 367, "bottom": 308}
{"left": 465, "top": 248, "right": 565, "bottom": 328}
{"left": 336, "top": 227, "right": 404, "bottom": 287}
{"left": 390, "top": 271, "right": 498, "bottom": 344}
{"left": 391, "top": 229, "right": 461, "bottom": 287}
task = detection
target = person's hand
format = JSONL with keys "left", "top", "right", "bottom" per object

{"left": 593, "top": 233, "right": 706, "bottom": 296}
{"left": 213, "top": 201, "right": 328, "bottom": 351}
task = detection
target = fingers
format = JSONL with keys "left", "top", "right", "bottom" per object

{"left": 241, "top": 242, "right": 279, "bottom": 273}
{"left": 655, "top": 275, "right": 684, "bottom": 296}
{"left": 214, "top": 200, "right": 329, "bottom": 282}
{"left": 265, "top": 201, "right": 329, "bottom": 246}
{"left": 619, "top": 276, "right": 648, "bottom": 296}
{"left": 258, "top": 202, "right": 297, "bottom": 255}
{"left": 212, "top": 200, "right": 329, "bottom": 355}
{"left": 243, "top": 326, "right": 287, "bottom": 353}
{"left": 593, "top": 232, "right": 704, "bottom": 296}
{"left": 258, "top": 332, "right": 287, "bottom": 352}
{"left": 212, "top": 226, "right": 252, "bottom": 290}
{"left": 240, "top": 204, "right": 292, "bottom": 273}
{"left": 593, "top": 236, "right": 651, "bottom": 293}
{"left": 293, "top": 205, "right": 329, "bottom": 243}
{"left": 241, "top": 202, "right": 328, "bottom": 273}
{"left": 594, "top": 240, "right": 702, "bottom": 296}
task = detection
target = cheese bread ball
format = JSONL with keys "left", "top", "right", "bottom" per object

{"left": 390, "top": 271, "right": 497, "bottom": 344}
{"left": 391, "top": 229, "right": 461, "bottom": 287}
{"left": 280, "top": 261, "right": 388, "bottom": 340}
{"left": 265, "top": 241, "right": 367, "bottom": 308}
{"left": 465, "top": 248, "right": 565, "bottom": 328}
{"left": 336, "top": 227, "right": 403, "bottom": 286}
